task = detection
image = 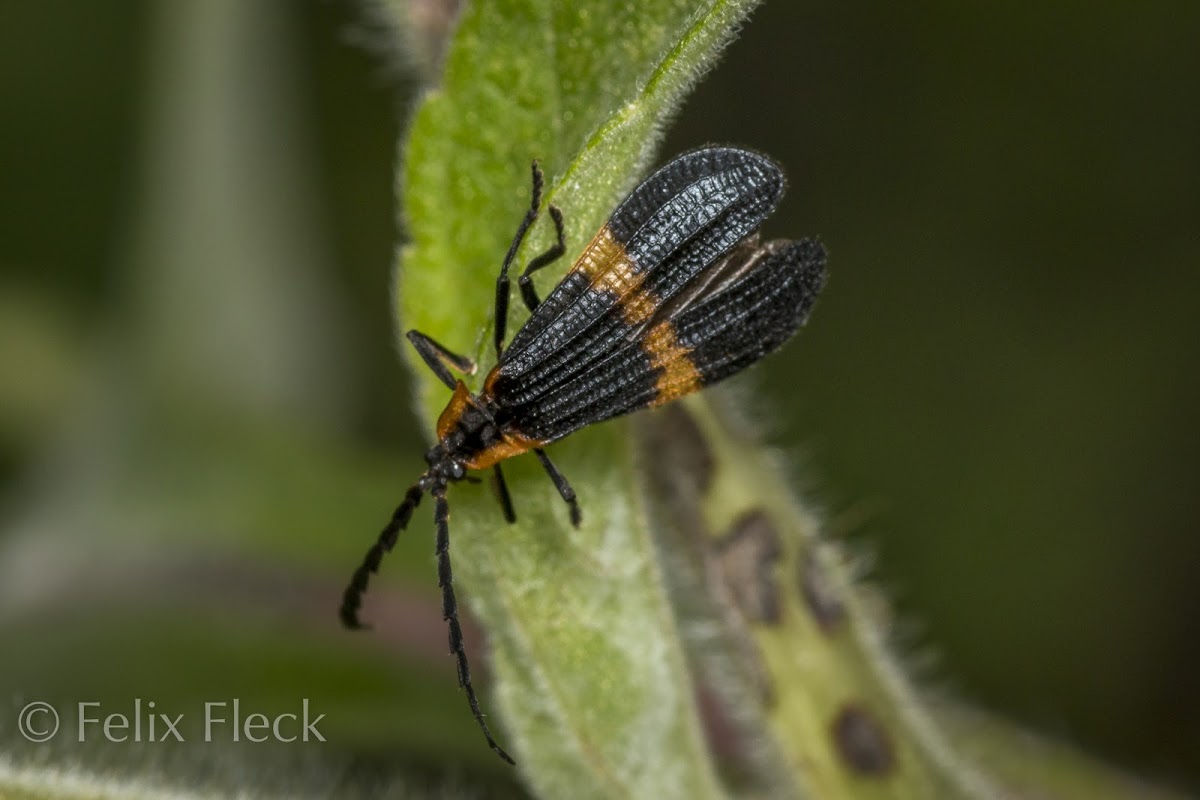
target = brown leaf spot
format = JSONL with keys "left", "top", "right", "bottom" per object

{"left": 799, "top": 553, "right": 846, "bottom": 633}
{"left": 650, "top": 404, "right": 715, "bottom": 497}
{"left": 832, "top": 703, "right": 895, "bottom": 776}
{"left": 715, "top": 510, "right": 783, "bottom": 624}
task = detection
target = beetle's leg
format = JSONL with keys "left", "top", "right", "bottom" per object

{"left": 534, "top": 448, "right": 580, "bottom": 527}
{"left": 406, "top": 329, "right": 476, "bottom": 391}
{"left": 518, "top": 204, "right": 565, "bottom": 313}
{"left": 492, "top": 464, "right": 516, "bottom": 523}
{"left": 494, "top": 161, "right": 544, "bottom": 360}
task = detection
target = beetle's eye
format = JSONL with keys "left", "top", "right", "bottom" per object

{"left": 451, "top": 463, "right": 465, "bottom": 479}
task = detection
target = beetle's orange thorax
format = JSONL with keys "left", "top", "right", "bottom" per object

{"left": 436, "top": 381, "right": 475, "bottom": 440}
{"left": 463, "top": 430, "right": 539, "bottom": 470}
{"left": 435, "top": 379, "right": 541, "bottom": 471}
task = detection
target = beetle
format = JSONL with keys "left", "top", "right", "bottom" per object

{"left": 341, "top": 147, "right": 828, "bottom": 764}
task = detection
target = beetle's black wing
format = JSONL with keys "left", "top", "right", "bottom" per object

{"left": 490, "top": 147, "right": 785, "bottom": 408}
{"left": 495, "top": 237, "right": 827, "bottom": 444}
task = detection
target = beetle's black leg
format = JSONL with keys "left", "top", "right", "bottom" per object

{"left": 432, "top": 483, "right": 516, "bottom": 765}
{"left": 407, "top": 330, "right": 476, "bottom": 391}
{"left": 340, "top": 482, "right": 425, "bottom": 630}
{"left": 492, "top": 464, "right": 517, "bottom": 523}
{"left": 494, "top": 161, "right": 544, "bottom": 360}
{"left": 518, "top": 204, "right": 565, "bottom": 313}
{"left": 534, "top": 448, "right": 581, "bottom": 527}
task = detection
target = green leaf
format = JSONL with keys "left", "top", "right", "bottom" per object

{"left": 397, "top": 1, "right": 762, "bottom": 796}
{"left": 396, "top": 2, "right": 1187, "bottom": 798}
{"left": 639, "top": 394, "right": 1192, "bottom": 800}
{"left": 648, "top": 397, "right": 995, "bottom": 798}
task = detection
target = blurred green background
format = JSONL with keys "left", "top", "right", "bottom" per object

{"left": 1, "top": 0, "right": 1197, "bottom": 795}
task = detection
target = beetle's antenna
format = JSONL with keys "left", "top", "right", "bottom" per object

{"left": 432, "top": 482, "right": 515, "bottom": 764}
{"left": 340, "top": 481, "right": 426, "bottom": 629}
